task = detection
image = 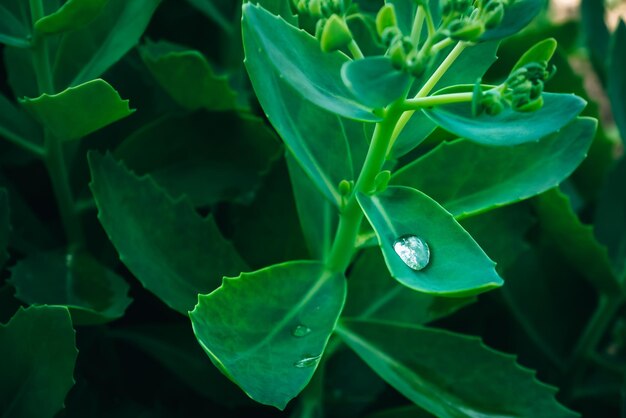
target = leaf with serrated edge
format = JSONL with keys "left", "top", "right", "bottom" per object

{"left": 20, "top": 79, "right": 133, "bottom": 141}
{"left": 35, "top": 0, "right": 108, "bottom": 35}
{"left": 88, "top": 152, "right": 248, "bottom": 314}
{"left": 0, "top": 305, "right": 77, "bottom": 418}
{"left": 337, "top": 320, "right": 578, "bottom": 418}
{"left": 392, "top": 118, "right": 597, "bottom": 219}
{"left": 190, "top": 261, "right": 346, "bottom": 410}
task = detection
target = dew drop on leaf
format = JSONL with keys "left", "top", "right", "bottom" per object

{"left": 393, "top": 235, "right": 430, "bottom": 271}
{"left": 292, "top": 324, "right": 312, "bottom": 337}
{"left": 294, "top": 354, "right": 321, "bottom": 368}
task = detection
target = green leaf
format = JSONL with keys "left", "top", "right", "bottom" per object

{"left": 0, "top": 305, "right": 77, "bottom": 418}
{"left": 0, "top": 189, "right": 10, "bottom": 268}
{"left": 608, "top": 21, "right": 626, "bottom": 145}
{"left": 53, "top": 0, "right": 161, "bottom": 88}
{"left": 88, "top": 152, "right": 248, "bottom": 314}
{"left": 423, "top": 87, "right": 586, "bottom": 146}
{"left": 10, "top": 249, "right": 132, "bottom": 325}
{"left": 337, "top": 320, "right": 578, "bottom": 418}
{"left": 594, "top": 157, "right": 626, "bottom": 280}
{"left": 392, "top": 118, "right": 597, "bottom": 218}
{"left": 20, "top": 79, "right": 133, "bottom": 141}
{"left": 357, "top": 186, "right": 502, "bottom": 297}
{"left": 581, "top": 0, "right": 610, "bottom": 81}
{"left": 190, "top": 261, "right": 346, "bottom": 409}
{"left": 481, "top": 0, "right": 544, "bottom": 41}
{"left": 392, "top": 41, "right": 500, "bottom": 157}
{"left": 533, "top": 188, "right": 619, "bottom": 293}
{"left": 342, "top": 57, "right": 411, "bottom": 109}
{"left": 0, "top": 92, "right": 43, "bottom": 153}
{"left": 242, "top": 3, "right": 380, "bottom": 122}
{"left": 0, "top": 1, "right": 32, "bottom": 48}
{"left": 512, "top": 38, "right": 557, "bottom": 72}
{"left": 35, "top": 0, "right": 108, "bottom": 35}
{"left": 286, "top": 152, "right": 338, "bottom": 260}
{"left": 115, "top": 111, "right": 280, "bottom": 207}
{"left": 250, "top": 0, "right": 297, "bottom": 25}
{"left": 112, "top": 324, "right": 251, "bottom": 407}
{"left": 139, "top": 40, "right": 237, "bottom": 112}
{"left": 344, "top": 248, "right": 474, "bottom": 323}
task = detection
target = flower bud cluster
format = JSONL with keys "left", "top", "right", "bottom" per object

{"left": 441, "top": 0, "right": 507, "bottom": 42}
{"left": 294, "top": 0, "right": 351, "bottom": 18}
{"left": 472, "top": 61, "right": 556, "bottom": 116}
{"left": 293, "top": 0, "right": 355, "bottom": 52}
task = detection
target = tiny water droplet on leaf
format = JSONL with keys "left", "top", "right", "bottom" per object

{"left": 393, "top": 235, "right": 430, "bottom": 271}
{"left": 292, "top": 324, "right": 312, "bottom": 337}
{"left": 294, "top": 354, "right": 321, "bottom": 368}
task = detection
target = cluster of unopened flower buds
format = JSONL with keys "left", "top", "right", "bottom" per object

{"left": 441, "top": 0, "right": 508, "bottom": 42}
{"left": 473, "top": 61, "right": 556, "bottom": 116}
{"left": 294, "top": 0, "right": 355, "bottom": 52}
{"left": 376, "top": 4, "right": 428, "bottom": 77}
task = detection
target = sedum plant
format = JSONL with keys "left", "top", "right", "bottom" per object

{"left": 4, "top": 0, "right": 626, "bottom": 416}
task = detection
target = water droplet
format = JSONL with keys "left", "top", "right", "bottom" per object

{"left": 393, "top": 235, "right": 430, "bottom": 271}
{"left": 294, "top": 354, "right": 321, "bottom": 368}
{"left": 292, "top": 325, "right": 312, "bottom": 337}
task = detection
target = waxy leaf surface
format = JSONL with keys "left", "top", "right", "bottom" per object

{"left": 358, "top": 186, "right": 502, "bottom": 297}
{"left": 243, "top": 3, "right": 379, "bottom": 122}
{"left": 21, "top": 79, "right": 133, "bottom": 141}
{"left": 423, "top": 89, "right": 586, "bottom": 146}
{"left": 481, "top": 0, "right": 544, "bottom": 41}
{"left": 342, "top": 57, "right": 411, "bottom": 109}
{"left": 10, "top": 250, "right": 132, "bottom": 325}
{"left": 392, "top": 118, "right": 597, "bottom": 218}
{"left": 337, "top": 320, "right": 578, "bottom": 418}
{"left": 0, "top": 306, "right": 77, "bottom": 418}
{"left": 140, "top": 40, "right": 237, "bottom": 111}
{"left": 344, "top": 248, "right": 474, "bottom": 323}
{"left": 35, "top": 0, "right": 108, "bottom": 35}
{"left": 190, "top": 261, "right": 346, "bottom": 410}
{"left": 88, "top": 152, "right": 248, "bottom": 314}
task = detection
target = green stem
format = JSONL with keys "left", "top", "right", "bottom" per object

{"left": 347, "top": 39, "right": 364, "bottom": 60}
{"left": 403, "top": 91, "right": 473, "bottom": 109}
{"left": 325, "top": 103, "right": 403, "bottom": 273}
{"left": 410, "top": 6, "right": 425, "bottom": 46}
{"left": 0, "top": 126, "right": 44, "bottom": 156}
{"left": 29, "top": 0, "right": 83, "bottom": 247}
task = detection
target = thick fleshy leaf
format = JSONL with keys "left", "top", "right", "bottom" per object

{"left": 357, "top": 186, "right": 502, "bottom": 297}
{"left": 0, "top": 189, "right": 9, "bottom": 268}
{"left": 534, "top": 188, "right": 619, "bottom": 293}
{"left": 392, "top": 41, "right": 500, "bottom": 157}
{"left": 115, "top": 111, "right": 280, "bottom": 207}
{"left": 0, "top": 306, "right": 77, "bottom": 418}
{"left": 112, "top": 324, "right": 251, "bottom": 407}
{"left": 10, "top": 250, "right": 132, "bottom": 325}
{"left": 512, "top": 38, "right": 558, "bottom": 72}
{"left": 53, "top": 0, "right": 160, "bottom": 88}
{"left": 608, "top": 21, "right": 626, "bottom": 144}
{"left": 35, "top": 0, "right": 108, "bottom": 35}
{"left": 423, "top": 88, "right": 586, "bottom": 146}
{"left": 337, "top": 320, "right": 578, "bottom": 418}
{"left": 88, "top": 152, "right": 248, "bottom": 314}
{"left": 250, "top": 0, "right": 297, "bottom": 25}
{"left": 139, "top": 40, "right": 237, "bottom": 111}
{"left": 20, "top": 79, "right": 133, "bottom": 141}
{"left": 286, "top": 152, "right": 338, "bottom": 260}
{"left": 481, "top": 0, "right": 544, "bottom": 41}
{"left": 581, "top": 0, "right": 610, "bottom": 81}
{"left": 242, "top": 3, "right": 379, "bottom": 122}
{"left": 392, "top": 118, "right": 597, "bottom": 218}
{"left": 342, "top": 57, "right": 411, "bottom": 109}
{"left": 594, "top": 157, "right": 626, "bottom": 280}
{"left": 344, "top": 248, "right": 474, "bottom": 323}
{"left": 190, "top": 261, "right": 346, "bottom": 409}
{"left": 242, "top": 29, "right": 356, "bottom": 204}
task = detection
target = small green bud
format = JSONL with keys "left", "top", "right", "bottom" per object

{"left": 406, "top": 52, "right": 426, "bottom": 77}
{"left": 483, "top": 1, "right": 505, "bottom": 29}
{"left": 389, "top": 40, "right": 407, "bottom": 69}
{"left": 376, "top": 4, "right": 398, "bottom": 37}
{"left": 446, "top": 19, "right": 485, "bottom": 42}
{"left": 315, "top": 18, "right": 327, "bottom": 40}
{"left": 373, "top": 171, "right": 392, "bottom": 194}
{"left": 482, "top": 90, "right": 505, "bottom": 115}
{"left": 309, "top": 0, "right": 322, "bottom": 17}
{"left": 515, "top": 96, "right": 544, "bottom": 112}
{"left": 338, "top": 179, "right": 352, "bottom": 196}
{"left": 381, "top": 26, "right": 401, "bottom": 46}
{"left": 320, "top": 14, "right": 353, "bottom": 52}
